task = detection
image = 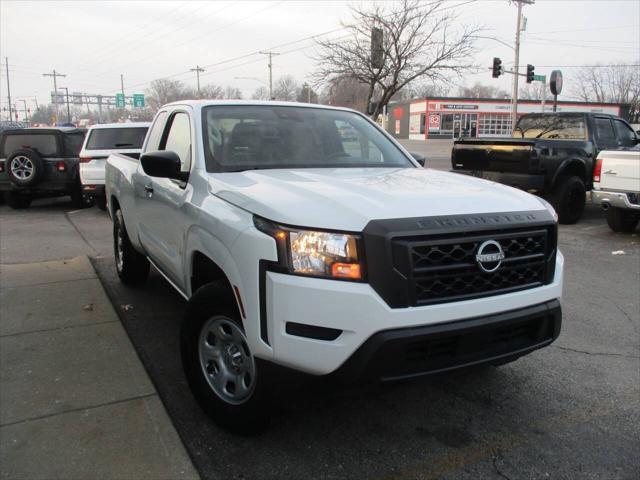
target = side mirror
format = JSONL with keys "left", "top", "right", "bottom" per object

{"left": 410, "top": 152, "right": 426, "bottom": 167}
{"left": 140, "top": 150, "right": 186, "bottom": 180}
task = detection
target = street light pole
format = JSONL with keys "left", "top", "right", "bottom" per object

{"left": 43, "top": 69, "right": 66, "bottom": 121}
{"left": 19, "top": 99, "right": 28, "bottom": 122}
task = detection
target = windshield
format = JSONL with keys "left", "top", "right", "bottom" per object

{"left": 86, "top": 127, "right": 148, "bottom": 150}
{"left": 513, "top": 114, "right": 587, "bottom": 140}
{"left": 202, "top": 105, "right": 413, "bottom": 172}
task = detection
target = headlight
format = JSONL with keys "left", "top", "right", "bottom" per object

{"left": 538, "top": 197, "right": 558, "bottom": 223}
{"left": 254, "top": 217, "right": 363, "bottom": 280}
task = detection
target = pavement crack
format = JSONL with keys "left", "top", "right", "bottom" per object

{"left": 491, "top": 450, "right": 512, "bottom": 480}
{"left": 553, "top": 345, "right": 639, "bottom": 359}
{"left": 64, "top": 211, "right": 99, "bottom": 256}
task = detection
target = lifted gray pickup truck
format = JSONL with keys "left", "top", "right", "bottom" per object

{"left": 452, "top": 113, "right": 639, "bottom": 224}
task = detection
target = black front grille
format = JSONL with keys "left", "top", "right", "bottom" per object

{"left": 391, "top": 227, "right": 556, "bottom": 306}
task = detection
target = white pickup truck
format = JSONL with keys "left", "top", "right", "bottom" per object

{"left": 592, "top": 146, "right": 640, "bottom": 232}
{"left": 105, "top": 101, "right": 564, "bottom": 432}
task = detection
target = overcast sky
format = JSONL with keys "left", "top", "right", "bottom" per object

{"left": 1, "top": 0, "right": 638, "bottom": 115}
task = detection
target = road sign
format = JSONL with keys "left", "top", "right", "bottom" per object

{"left": 115, "top": 93, "right": 125, "bottom": 108}
{"left": 132, "top": 94, "right": 145, "bottom": 108}
{"left": 533, "top": 74, "right": 545, "bottom": 82}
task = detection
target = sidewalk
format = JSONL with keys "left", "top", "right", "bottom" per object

{"left": 0, "top": 256, "right": 198, "bottom": 479}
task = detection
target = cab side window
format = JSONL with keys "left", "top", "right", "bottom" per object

{"left": 594, "top": 118, "right": 616, "bottom": 148}
{"left": 145, "top": 111, "right": 168, "bottom": 152}
{"left": 162, "top": 112, "right": 192, "bottom": 173}
{"left": 613, "top": 120, "right": 637, "bottom": 148}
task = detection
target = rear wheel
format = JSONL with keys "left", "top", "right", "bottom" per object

{"left": 606, "top": 207, "right": 639, "bottom": 233}
{"left": 70, "top": 181, "right": 94, "bottom": 209}
{"left": 181, "top": 282, "right": 269, "bottom": 434}
{"left": 113, "top": 209, "right": 150, "bottom": 285}
{"left": 4, "top": 191, "right": 32, "bottom": 209}
{"left": 549, "top": 176, "right": 585, "bottom": 225}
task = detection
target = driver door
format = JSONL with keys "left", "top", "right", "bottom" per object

{"left": 136, "top": 110, "right": 194, "bottom": 290}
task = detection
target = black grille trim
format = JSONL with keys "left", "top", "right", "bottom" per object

{"left": 395, "top": 227, "right": 553, "bottom": 306}
{"left": 362, "top": 211, "right": 557, "bottom": 309}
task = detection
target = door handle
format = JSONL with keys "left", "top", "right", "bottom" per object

{"left": 144, "top": 184, "right": 154, "bottom": 196}
{"left": 604, "top": 169, "right": 617, "bottom": 175}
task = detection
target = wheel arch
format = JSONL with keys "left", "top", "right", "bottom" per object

{"left": 551, "top": 159, "right": 587, "bottom": 189}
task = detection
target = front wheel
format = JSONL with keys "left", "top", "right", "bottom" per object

{"left": 549, "top": 176, "right": 586, "bottom": 225}
{"left": 113, "top": 209, "right": 150, "bottom": 285}
{"left": 181, "top": 282, "right": 269, "bottom": 434}
{"left": 606, "top": 207, "right": 639, "bottom": 233}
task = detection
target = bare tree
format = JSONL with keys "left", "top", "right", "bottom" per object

{"left": 224, "top": 86, "right": 243, "bottom": 99}
{"left": 406, "top": 82, "right": 451, "bottom": 99}
{"left": 200, "top": 84, "right": 224, "bottom": 99}
{"left": 145, "top": 79, "right": 192, "bottom": 112}
{"left": 251, "top": 86, "right": 270, "bottom": 100}
{"left": 297, "top": 84, "right": 318, "bottom": 103}
{"left": 571, "top": 63, "right": 640, "bottom": 122}
{"left": 273, "top": 75, "right": 299, "bottom": 101}
{"left": 321, "top": 76, "right": 370, "bottom": 112}
{"left": 314, "top": 0, "right": 480, "bottom": 120}
{"left": 457, "top": 82, "right": 508, "bottom": 99}
{"left": 519, "top": 83, "right": 552, "bottom": 101}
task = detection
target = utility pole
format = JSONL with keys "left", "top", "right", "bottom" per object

{"left": 43, "top": 69, "right": 66, "bottom": 120}
{"left": 259, "top": 51, "right": 280, "bottom": 100}
{"left": 120, "top": 74, "right": 126, "bottom": 119}
{"left": 190, "top": 65, "right": 205, "bottom": 97}
{"left": 5, "top": 58, "right": 12, "bottom": 122}
{"left": 510, "top": 0, "right": 534, "bottom": 131}
{"left": 59, "top": 87, "right": 71, "bottom": 123}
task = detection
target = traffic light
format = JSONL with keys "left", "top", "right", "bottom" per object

{"left": 492, "top": 57, "right": 503, "bottom": 78}
{"left": 526, "top": 64, "right": 535, "bottom": 83}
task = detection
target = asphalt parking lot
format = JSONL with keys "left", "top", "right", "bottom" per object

{"left": 1, "top": 191, "right": 638, "bottom": 480}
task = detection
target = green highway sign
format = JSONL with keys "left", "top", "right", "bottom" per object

{"left": 115, "top": 93, "right": 125, "bottom": 108}
{"left": 133, "top": 94, "right": 145, "bottom": 108}
{"left": 533, "top": 74, "right": 546, "bottom": 82}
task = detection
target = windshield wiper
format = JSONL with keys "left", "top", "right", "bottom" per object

{"left": 115, "top": 143, "right": 134, "bottom": 147}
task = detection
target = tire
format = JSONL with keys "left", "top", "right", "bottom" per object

{"left": 606, "top": 207, "right": 639, "bottom": 233}
{"left": 4, "top": 191, "right": 32, "bottom": 209}
{"left": 113, "top": 209, "right": 150, "bottom": 285}
{"left": 70, "top": 180, "right": 94, "bottom": 209}
{"left": 96, "top": 196, "right": 107, "bottom": 211}
{"left": 181, "top": 282, "right": 270, "bottom": 434}
{"left": 6, "top": 149, "right": 43, "bottom": 187}
{"left": 549, "top": 176, "right": 586, "bottom": 225}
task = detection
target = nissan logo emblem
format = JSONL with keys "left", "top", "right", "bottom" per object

{"left": 475, "top": 240, "right": 505, "bottom": 273}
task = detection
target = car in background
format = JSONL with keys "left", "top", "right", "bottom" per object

{"left": 79, "top": 122, "right": 150, "bottom": 210}
{"left": 0, "top": 127, "right": 88, "bottom": 209}
{"left": 0, "top": 121, "right": 26, "bottom": 133}
{"left": 592, "top": 146, "right": 640, "bottom": 233}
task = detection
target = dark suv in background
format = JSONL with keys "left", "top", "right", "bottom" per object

{"left": 0, "top": 127, "right": 88, "bottom": 209}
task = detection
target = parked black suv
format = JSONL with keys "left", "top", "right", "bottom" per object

{"left": 0, "top": 127, "right": 88, "bottom": 209}
{"left": 451, "top": 113, "right": 639, "bottom": 224}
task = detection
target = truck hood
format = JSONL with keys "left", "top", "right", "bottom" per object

{"left": 208, "top": 167, "right": 547, "bottom": 231}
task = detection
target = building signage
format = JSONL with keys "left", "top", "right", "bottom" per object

{"left": 428, "top": 114, "right": 440, "bottom": 132}
{"left": 409, "top": 114, "right": 421, "bottom": 134}
{"left": 442, "top": 104, "right": 479, "bottom": 110}
{"left": 395, "top": 120, "right": 400, "bottom": 135}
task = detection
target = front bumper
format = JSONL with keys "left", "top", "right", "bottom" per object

{"left": 452, "top": 169, "right": 546, "bottom": 193}
{"left": 265, "top": 251, "right": 564, "bottom": 376}
{"left": 592, "top": 189, "right": 640, "bottom": 211}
